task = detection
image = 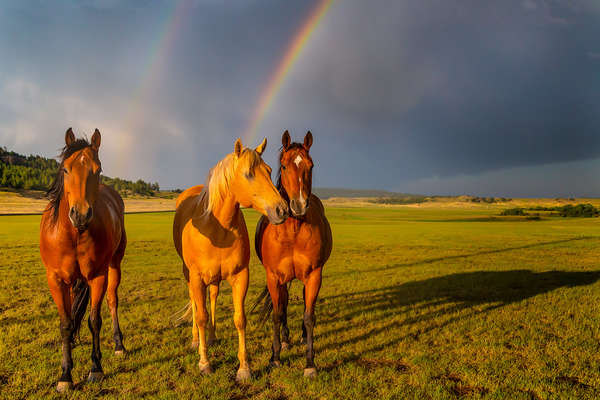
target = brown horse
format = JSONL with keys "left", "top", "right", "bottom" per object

{"left": 173, "top": 138, "right": 288, "bottom": 382}
{"left": 254, "top": 130, "right": 332, "bottom": 377}
{"left": 40, "top": 128, "right": 127, "bottom": 392}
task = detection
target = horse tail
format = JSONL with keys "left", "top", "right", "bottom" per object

{"left": 251, "top": 282, "right": 293, "bottom": 326}
{"left": 250, "top": 286, "right": 273, "bottom": 326}
{"left": 170, "top": 301, "right": 193, "bottom": 326}
{"left": 70, "top": 279, "right": 90, "bottom": 342}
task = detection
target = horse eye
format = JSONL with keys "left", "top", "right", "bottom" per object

{"left": 63, "top": 168, "right": 68, "bottom": 175}
{"left": 282, "top": 165, "right": 286, "bottom": 170}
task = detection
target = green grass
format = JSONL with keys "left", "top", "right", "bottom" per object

{"left": 1, "top": 207, "right": 600, "bottom": 399}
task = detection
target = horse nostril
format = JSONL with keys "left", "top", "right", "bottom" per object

{"left": 277, "top": 205, "right": 287, "bottom": 219}
{"left": 69, "top": 207, "right": 76, "bottom": 218}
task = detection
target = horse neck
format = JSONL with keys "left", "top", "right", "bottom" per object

{"left": 208, "top": 191, "right": 241, "bottom": 229}
{"left": 52, "top": 192, "right": 77, "bottom": 233}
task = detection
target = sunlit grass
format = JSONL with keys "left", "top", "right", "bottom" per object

{"left": 1, "top": 207, "right": 599, "bottom": 398}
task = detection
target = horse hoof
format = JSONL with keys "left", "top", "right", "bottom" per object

{"left": 190, "top": 341, "right": 199, "bottom": 350}
{"left": 114, "top": 349, "right": 126, "bottom": 357}
{"left": 207, "top": 337, "right": 217, "bottom": 347}
{"left": 87, "top": 371, "right": 104, "bottom": 383}
{"left": 198, "top": 361, "right": 213, "bottom": 375}
{"left": 56, "top": 381, "right": 73, "bottom": 393}
{"left": 281, "top": 342, "right": 290, "bottom": 351}
{"left": 303, "top": 367, "right": 317, "bottom": 378}
{"left": 235, "top": 367, "right": 251, "bottom": 383}
{"left": 269, "top": 360, "right": 282, "bottom": 368}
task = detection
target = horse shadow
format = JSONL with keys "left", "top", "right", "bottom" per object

{"left": 310, "top": 269, "right": 600, "bottom": 369}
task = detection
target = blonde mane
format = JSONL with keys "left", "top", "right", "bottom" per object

{"left": 200, "top": 148, "right": 262, "bottom": 214}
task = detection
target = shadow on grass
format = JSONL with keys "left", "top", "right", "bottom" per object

{"left": 352, "top": 236, "right": 597, "bottom": 275}
{"left": 312, "top": 269, "right": 600, "bottom": 373}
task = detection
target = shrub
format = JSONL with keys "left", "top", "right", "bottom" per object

{"left": 557, "top": 204, "right": 599, "bottom": 218}
{"left": 500, "top": 208, "right": 527, "bottom": 216}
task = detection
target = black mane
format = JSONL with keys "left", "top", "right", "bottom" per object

{"left": 46, "top": 138, "right": 91, "bottom": 222}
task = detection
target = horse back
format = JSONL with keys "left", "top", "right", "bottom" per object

{"left": 308, "top": 194, "right": 332, "bottom": 263}
{"left": 173, "top": 185, "right": 204, "bottom": 257}
{"left": 98, "top": 184, "right": 126, "bottom": 259}
{"left": 176, "top": 185, "right": 204, "bottom": 209}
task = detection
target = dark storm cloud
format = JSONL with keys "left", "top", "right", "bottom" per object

{"left": 0, "top": 0, "right": 598, "bottom": 195}
{"left": 265, "top": 0, "right": 600, "bottom": 185}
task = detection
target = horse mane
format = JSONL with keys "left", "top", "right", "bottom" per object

{"left": 46, "top": 137, "right": 92, "bottom": 223}
{"left": 276, "top": 143, "right": 307, "bottom": 201}
{"left": 201, "top": 148, "right": 262, "bottom": 214}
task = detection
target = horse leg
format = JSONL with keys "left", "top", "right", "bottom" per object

{"left": 189, "top": 273, "right": 212, "bottom": 374}
{"left": 187, "top": 283, "right": 199, "bottom": 350}
{"left": 183, "top": 263, "right": 199, "bottom": 350}
{"left": 229, "top": 268, "right": 251, "bottom": 382}
{"left": 267, "top": 273, "right": 284, "bottom": 366}
{"left": 48, "top": 274, "right": 74, "bottom": 392}
{"left": 301, "top": 286, "right": 307, "bottom": 345}
{"left": 302, "top": 268, "right": 322, "bottom": 378}
{"left": 106, "top": 259, "right": 125, "bottom": 355}
{"left": 280, "top": 282, "right": 291, "bottom": 350}
{"left": 207, "top": 283, "right": 219, "bottom": 346}
{"left": 87, "top": 273, "right": 108, "bottom": 383}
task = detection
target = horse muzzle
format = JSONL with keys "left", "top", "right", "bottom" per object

{"left": 267, "top": 203, "right": 289, "bottom": 225}
{"left": 289, "top": 197, "right": 309, "bottom": 217}
{"left": 69, "top": 206, "right": 93, "bottom": 231}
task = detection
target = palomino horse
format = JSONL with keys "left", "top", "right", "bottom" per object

{"left": 254, "top": 131, "right": 332, "bottom": 377}
{"left": 173, "top": 138, "right": 288, "bottom": 382}
{"left": 40, "top": 128, "right": 127, "bottom": 392}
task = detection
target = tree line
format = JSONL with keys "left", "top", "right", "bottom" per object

{"left": 501, "top": 204, "right": 599, "bottom": 218}
{"left": 0, "top": 147, "right": 160, "bottom": 196}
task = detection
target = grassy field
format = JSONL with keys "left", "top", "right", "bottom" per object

{"left": 1, "top": 206, "right": 600, "bottom": 399}
{"left": 0, "top": 190, "right": 176, "bottom": 214}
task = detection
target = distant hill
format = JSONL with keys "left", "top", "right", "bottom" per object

{"left": 313, "top": 187, "right": 416, "bottom": 199}
{"left": 0, "top": 146, "right": 160, "bottom": 196}
{"left": 1, "top": 146, "right": 419, "bottom": 201}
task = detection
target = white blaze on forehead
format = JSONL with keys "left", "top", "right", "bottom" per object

{"left": 294, "top": 155, "right": 303, "bottom": 167}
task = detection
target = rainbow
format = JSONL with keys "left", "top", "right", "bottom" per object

{"left": 243, "top": 0, "right": 334, "bottom": 144}
{"left": 115, "top": 0, "right": 190, "bottom": 174}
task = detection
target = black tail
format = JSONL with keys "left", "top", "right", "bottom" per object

{"left": 250, "top": 282, "right": 293, "bottom": 326}
{"left": 70, "top": 279, "right": 90, "bottom": 343}
{"left": 250, "top": 286, "right": 273, "bottom": 326}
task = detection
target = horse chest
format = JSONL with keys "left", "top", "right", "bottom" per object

{"left": 184, "top": 230, "right": 249, "bottom": 284}
{"left": 75, "top": 234, "right": 114, "bottom": 275}
{"left": 264, "top": 222, "right": 322, "bottom": 283}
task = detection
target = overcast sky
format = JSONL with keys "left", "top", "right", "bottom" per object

{"left": 1, "top": 0, "right": 599, "bottom": 197}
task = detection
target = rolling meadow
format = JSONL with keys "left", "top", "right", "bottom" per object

{"left": 1, "top": 204, "right": 600, "bottom": 399}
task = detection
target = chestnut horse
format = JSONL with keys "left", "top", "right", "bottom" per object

{"left": 40, "top": 128, "right": 127, "bottom": 392}
{"left": 173, "top": 138, "right": 288, "bottom": 382}
{"left": 253, "top": 131, "right": 332, "bottom": 378}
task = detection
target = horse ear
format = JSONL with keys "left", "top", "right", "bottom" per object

{"left": 65, "top": 128, "right": 75, "bottom": 146}
{"left": 234, "top": 138, "right": 243, "bottom": 157}
{"left": 255, "top": 137, "right": 267, "bottom": 155}
{"left": 303, "top": 131, "right": 313, "bottom": 151}
{"left": 282, "top": 130, "right": 291, "bottom": 149}
{"left": 91, "top": 129, "right": 101, "bottom": 151}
